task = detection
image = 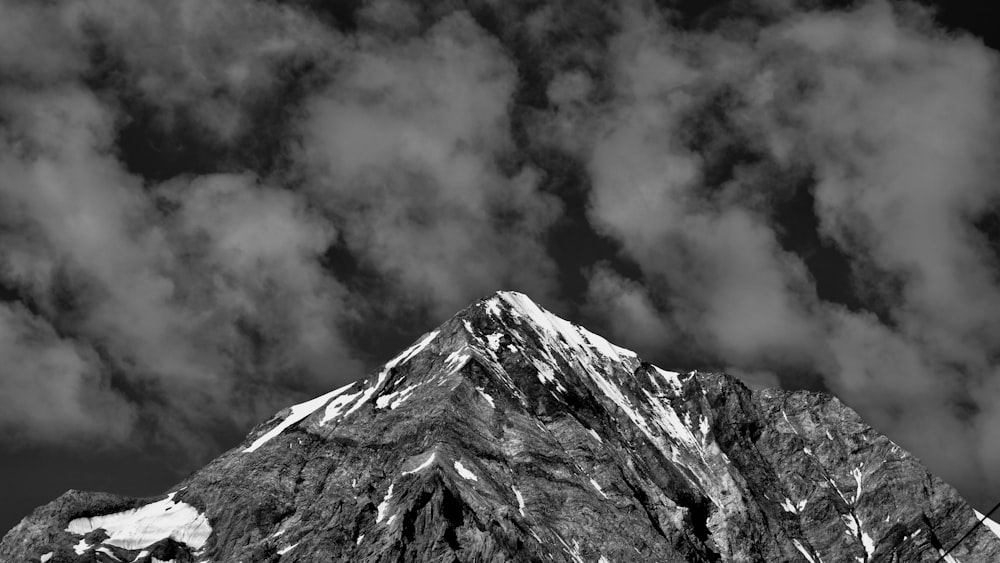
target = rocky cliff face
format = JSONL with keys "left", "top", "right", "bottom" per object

{"left": 3, "top": 291, "right": 999, "bottom": 562}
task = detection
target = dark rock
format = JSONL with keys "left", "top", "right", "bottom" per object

{"left": 3, "top": 291, "right": 997, "bottom": 562}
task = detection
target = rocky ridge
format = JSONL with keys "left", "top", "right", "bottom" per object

{"left": 2, "top": 291, "right": 999, "bottom": 562}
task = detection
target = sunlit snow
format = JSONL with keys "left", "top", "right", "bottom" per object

{"left": 66, "top": 492, "right": 212, "bottom": 551}
{"left": 851, "top": 465, "right": 864, "bottom": 504}
{"left": 653, "top": 367, "right": 682, "bottom": 391}
{"left": 553, "top": 534, "right": 586, "bottom": 563}
{"left": 497, "top": 292, "right": 637, "bottom": 363}
{"left": 532, "top": 359, "right": 566, "bottom": 393}
{"left": 643, "top": 390, "right": 700, "bottom": 451}
{"left": 861, "top": 528, "right": 875, "bottom": 560}
{"left": 321, "top": 387, "right": 364, "bottom": 423}
{"left": 476, "top": 387, "right": 496, "bottom": 408}
{"left": 589, "top": 478, "right": 609, "bottom": 499}
{"left": 512, "top": 486, "right": 526, "bottom": 516}
{"left": 376, "top": 483, "right": 394, "bottom": 523}
{"left": 402, "top": 452, "right": 436, "bottom": 475}
{"left": 244, "top": 382, "right": 356, "bottom": 452}
{"left": 339, "top": 330, "right": 439, "bottom": 422}
{"left": 841, "top": 513, "right": 874, "bottom": 561}
{"left": 376, "top": 382, "right": 423, "bottom": 410}
{"left": 792, "top": 539, "right": 818, "bottom": 563}
{"left": 443, "top": 348, "right": 471, "bottom": 374}
{"left": 276, "top": 542, "right": 298, "bottom": 555}
{"left": 96, "top": 546, "right": 120, "bottom": 561}
{"left": 454, "top": 460, "right": 479, "bottom": 481}
{"left": 974, "top": 509, "right": 1000, "bottom": 540}
{"left": 486, "top": 333, "right": 504, "bottom": 351}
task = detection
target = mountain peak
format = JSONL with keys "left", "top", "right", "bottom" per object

{"left": 5, "top": 293, "right": 1000, "bottom": 562}
{"left": 468, "top": 290, "right": 640, "bottom": 364}
{"left": 237, "top": 290, "right": 661, "bottom": 458}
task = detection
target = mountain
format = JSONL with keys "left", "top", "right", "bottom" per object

{"left": 2, "top": 291, "right": 999, "bottom": 562}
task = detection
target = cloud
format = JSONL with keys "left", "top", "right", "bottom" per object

{"left": 0, "top": 0, "right": 564, "bottom": 458}
{"left": 160, "top": 173, "right": 355, "bottom": 385}
{"left": 572, "top": 3, "right": 825, "bottom": 374}
{"left": 296, "top": 11, "right": 562, "bottom": 317}
{"left": 0, "top": 301, "right": 136, "bottom": 445}
{"left": 69, "top": 0, "right": 341, "bottom": 142}
{"left": 584, "top": 265, "right": 674, "bottom": 357}
{"left": 0, "top": 80, "right": 364, "bottom": 455}
{"left": 570, "top": 0, "right": 1000, "bottom": 506}
{"left": 0, "top": 2, "right": 362, "bottom": 457}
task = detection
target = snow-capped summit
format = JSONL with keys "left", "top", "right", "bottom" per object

{"left": 3, "top": 291, "right": 999, "bottom": 562}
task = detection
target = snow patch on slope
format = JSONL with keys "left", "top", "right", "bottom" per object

{"left": 402, "top": 452, "right": 437, "bottom": 475}
{"left": 512, "top": 486, "right": 526, "bottom": 516}
{"left": 321, "top": 386, "right": 364, "bottom": 423}
{"left": 66, "top": 492, "right": 212, "bottom": 551}
{"left": 590, "top": 478, "right": 609, "bottom": 499}
{"left": 245, "top": 382, "right": 356, "bottom": 452}
{"left": 376, "top": 483, "right": 394, "bottom": 524}
{"left": 73, "top": 538, "right": 89, "bottom": 555}
{"left": 339, "top": 330, "right": 439, "bottom": 421}
{"left": 443, "top": 348, "right": 472, "bottom": 374}
{"left": 96, "top": 547, "right": 119, "bottom": 561}
{"left": 486, "top": 333, "right": 504, "bottom": 351}
{"left": 277, "top": 542, "right": 299, "bottom": 555}
{"left": 491, "top": 292, "right": 728, "bottom": 502}
{"left": 851, "top": 465, "right": 864, "bottom": 504}
{"left": 653, "top": 367, "right": 683, "bottom": 391}
{"left": 496, "top": 292, "right": 637, "bottom": 364}
{"left": 476, "top": 387, "right": 496, "bottom": 408}
{"left": 974, "top": 509, "right": 1000, "bottom": 540}
{"left": 454, "top": 460, "right": 479, "bottom": 481}
{"left": 532, "top": 359, "right": 566, "bottom": 393}
{"left": 376, "top": 382, "right": 424, "bottom": 410}
{"left": 792, "top": 539, "right": 818, "bottom": 563}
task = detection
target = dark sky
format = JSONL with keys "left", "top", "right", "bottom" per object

{"left": 2, "top": 0, "right": 1000, "bottom": 535}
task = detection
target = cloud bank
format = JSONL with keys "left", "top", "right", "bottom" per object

{"left": 1, "top": 0, "right": 999, "bottom": 509}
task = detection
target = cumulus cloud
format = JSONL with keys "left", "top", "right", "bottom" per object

{"left": 0, "top": 78, "right": 363, "bottom": 456}
{"left": 296, "top": 11, "right": 562, "bottom": 317}
{"left": 72, "top": 0, "right": 340, "bottom": 142}
{"left": 573, "top": 3, "right": 826, "bottom": 374}
{"left": 0, "top": 0, "right": 363, "bottom": 457}
{"left": 567, "top": 0, "right": 1000, "bottom": 505}
{"left": 0, "top": 0, "right": 563, "bottom": 459}
{"left": 584, "top": 265, "right": 674, "bottom": 356}
{"left": 0, "top": 301, "right": 136, "bottom": 445}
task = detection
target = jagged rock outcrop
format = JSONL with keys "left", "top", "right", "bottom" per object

{"left": 3, "top": 291, "right": 998, "bottom": 562}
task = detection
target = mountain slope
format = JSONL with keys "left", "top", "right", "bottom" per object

{"left": 3, "top": 291, "right": 999, "bottom": 562}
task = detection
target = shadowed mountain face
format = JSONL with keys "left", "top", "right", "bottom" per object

{"left": 2, "top": 291, "right": 998, "bottom": 562}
